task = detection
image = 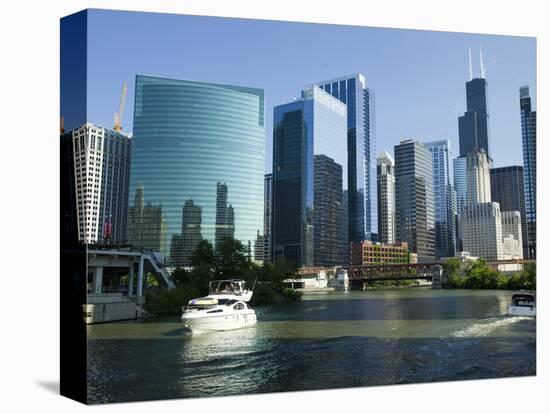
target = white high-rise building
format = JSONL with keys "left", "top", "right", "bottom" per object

{"left": 377, "top": 151, "right": 395, "bottom": 244}
{"left": 501, "top": 211, "right": 523, "bottom": 259}
{"left": 460, "top": 202, "right": 504, "bottom": 260}
{"left": 466, "top": 149, "right": 491, "bottom": 205}
{"left": 62, "top": 123, "right": 132, "bottom": 244}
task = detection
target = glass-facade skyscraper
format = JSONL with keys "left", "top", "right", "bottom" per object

{"left": 128, "top": 75, "right": 265, "bottom": 261}
{"left": 520, "top": 85, "right": 536, "bottom": 258}
{"left": 490, "top": 166, "right": 527, "bottom": 259}
{"left": 316, "top": 74, "right": 376, "bottom": 243}
{"left": 459, "top": 77, "right": 491, "bottom": 160}
{"left": 272, "top": 85, "right": 348, "bottom": 267}
{"left": 394, "top": 139, "right": 435, "bottom": 262}
{"left": 425, "top": 140, "right": 457, "bottom": 259}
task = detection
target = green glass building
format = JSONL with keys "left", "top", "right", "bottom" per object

{"left": 128, "top": 75, "right": 265, "bottom": 265}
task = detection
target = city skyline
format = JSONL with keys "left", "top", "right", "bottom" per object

{"left": 70, "top": 9, "right": 536, "bottom": 171}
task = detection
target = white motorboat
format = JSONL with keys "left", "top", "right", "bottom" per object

{"left": 508, "top": 292, "right": 536, "bottom": 317}
{"left": 181, "top": 279, "right": 257, "bottom": 333}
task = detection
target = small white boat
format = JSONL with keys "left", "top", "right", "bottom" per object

{"left": 181, "top": 279, "right": 257, "bottom": 333}
{"left": 508, "top": 292, "right": 536, "bottom": 317}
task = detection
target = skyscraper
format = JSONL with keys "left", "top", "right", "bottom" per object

{"left": 61, "top": 123, "right": 132, "bottom": 244}
{"left": 520, "top": 85, "right": 537, "bottom": 258}
{"left": 453, "top": 156, "right": 467, "bottom": 252}
{"left": 453, "top": 156, "right": 467, "bottom": 214}
{"left": 316, "top": 74, "right": 376, "bottom": 243}
{"left": 460, "top": 202, "right": 503, "bottom": 260}
{"left": 394, "top": 140, "right": 435, "bottom": 262}
{"left": 376, "top": 151, "right": 395, "bottom": 245}
{"left": 501, "top": 210, "right": 523, "bottom": 259}
{"left": 314, "top": 154, "right": 346, "bottom": 266}
{"left": 490, "top": 166, "right": 528, "bottom": 258}
{"left": 458, "top": 69, "right": 491, "bottom": 160}
{"left": 128, "top": 75, "right": 265, "bottom": 259}
{"left": 466, "top": 149, "right": 491, "bottom": 204}
{"left": 263, "top": 173, "right": 273, "bottom": 261}
{"left": 425, "top": 140, "right": 457, "bottom": 259}
{"left": 460, "top": 148, "right": 504, "bottom": 260}
{"left": 272, "top": 85, "right": 348, "bottom": 266}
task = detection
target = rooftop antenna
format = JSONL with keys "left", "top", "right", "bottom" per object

{"left": 480, "top": 45, "right": 486, "bottom": 79}
{"left": 468, "top": 48, "right": 473, "bottom": 81}
{"left": 113, "top": 81, "right": 128, "bottom": 131}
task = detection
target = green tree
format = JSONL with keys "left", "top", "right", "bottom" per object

{"left": 171, "top": 267, "right": 191, "bottom": 286}
{"left": 523, "top": 263, "right": 536, "bottom": 290}
{"left": 270, "top": 257, "right": 299, "bottom": 285}
{"left": 215, "top": 237, "right": 251, "bottom": 278}
{"left": 443, "top": 257, "right": 461, "bottom": 277}
{"left": 191, "top": 240, "right": 215, "bottom": 266}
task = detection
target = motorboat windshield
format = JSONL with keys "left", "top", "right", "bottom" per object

{"left": 511, "top": 293, "right": 535, "bottom": 307}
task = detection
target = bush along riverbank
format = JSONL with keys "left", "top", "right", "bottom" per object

{"left": 144, "top": 237, "right": 302, "bottom": 316}
{"left": 443, "top": 258, "right": 536, "bottom": 290}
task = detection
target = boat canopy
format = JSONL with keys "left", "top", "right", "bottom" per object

{"left": 209, "top": 279, "right": 247, "bottom": 294}
{"left": 511, "top": 293, "right": 535, "bottom": 301}
{"left": 188, "top": 297, "right": 218, "bottom": 306}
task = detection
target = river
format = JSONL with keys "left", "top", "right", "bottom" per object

{"left": 87, "top": 289, "right": 536, "bottom": 404}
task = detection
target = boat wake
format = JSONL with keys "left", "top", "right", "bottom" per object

{"left": 451, "top": 316, "right": 531, "bottom": 338}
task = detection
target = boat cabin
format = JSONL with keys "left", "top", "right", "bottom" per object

{"left": 511, "top": 293, "right": 535, "bottom": 307}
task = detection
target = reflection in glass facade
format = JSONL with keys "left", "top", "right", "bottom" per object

{"left": 272, "top": 86, "right": 348, "bottom": 266}
{"left": 520, "top": 86, "right": 536, "bottom": 258}
{"left": 128, "top": 75, "right": 265, "bottom": 262}
{"left": 394, "top": 140, "right": 435, "bottom": 262}
{"left": 425, "top": 140, "right": 457, "bottom": 259}
{"left": 317, "top": 74, "right": 376, "bottom": 243}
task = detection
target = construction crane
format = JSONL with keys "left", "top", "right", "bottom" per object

{"left": 113, "top": 81, "right": 128, "bottom": 131}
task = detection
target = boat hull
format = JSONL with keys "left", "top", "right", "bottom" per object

{"left": 182, "top": 310, "right": 257, "bottom": 333}
{"left": 508, "top": 305, "right": 536, "bottom": 317}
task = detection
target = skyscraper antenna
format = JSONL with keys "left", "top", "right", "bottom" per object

{"left": 468, "top": 48, "right": 473, "bottom": 81}
{"left": 480, "top": 45, "right": 485, "bottom": 79}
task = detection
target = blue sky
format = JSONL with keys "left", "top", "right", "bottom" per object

{"left": 83, "top": 9, "right": 536, "bottom": 171}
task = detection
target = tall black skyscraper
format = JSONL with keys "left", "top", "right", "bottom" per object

{"left": 459, "top": 51, "right": 491, "bottom": 160}
{"left": 520, "top": 85, "right": 537, "bottom": 258}
{"left": 271, "top": 86, "right": 348, "bottom": 267}
{"left": 394, "top": 140, "right": 435, "bottom": 262}
{"left": 490, "top": 166, "right": 527, "bottom": 259}
{"left": 313, "top": 155, "right": 347, "bottom": 266}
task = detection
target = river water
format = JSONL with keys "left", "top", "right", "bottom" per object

{"left": 87, "top": 289, "right": 536, "bottom": 404}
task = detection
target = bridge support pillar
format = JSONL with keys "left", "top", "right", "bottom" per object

{"left": 128, "top": 263, "right": 135, "bottom": 297}
{"left": 92, "top": 267, "right": 103, "bottom": 294}
{"left": 137, "top": 256, "right": 144, "bottom": 298}
{"left": 432, "top": 264, "right": 444, "bottom": 289}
